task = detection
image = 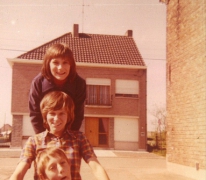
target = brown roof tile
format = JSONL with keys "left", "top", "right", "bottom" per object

{"left": 17, "top": 32, "right": 145, "bottom": 66}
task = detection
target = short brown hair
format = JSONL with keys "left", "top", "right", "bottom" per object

{"left": 41, "top": 43, "right": 76, "bottom": 82}
{"left": 40, "top": 91, "right": 75, "bottom": 130}
{"left": 35, "top": 147, "right": 70, "bottom": 180}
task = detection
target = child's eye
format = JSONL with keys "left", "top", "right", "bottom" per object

{"left": 60, "top": 161, "right": 67, "bottom": 166}
{"left": 63, "top": 61, "right": 69, "bottom": 64}
{"left": 49, "top": 166, "right": 55, "bottom": 170}
{"left": 48, "top": 112, "right": 55, "bottom": 116}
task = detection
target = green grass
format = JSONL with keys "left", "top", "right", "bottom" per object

{"left": 152, "top": 149, "right": 166, "bottom": 157}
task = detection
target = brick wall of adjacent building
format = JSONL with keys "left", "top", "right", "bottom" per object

{"left": 166, "top": 0, "right": 206, "bottom": 177}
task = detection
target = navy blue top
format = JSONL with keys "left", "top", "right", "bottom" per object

{"left": 29, "top": 73, "right": 86, "bottom": 134}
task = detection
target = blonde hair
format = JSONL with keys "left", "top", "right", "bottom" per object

{"left": 40, "top": 91, "right": 75, "bottom": 130}
{"left": 35, "top": 147, "right": 70, "bottom": 180}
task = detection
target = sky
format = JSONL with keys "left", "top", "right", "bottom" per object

{"left": 0, "top": 0, "right": 166, "bottom": 131}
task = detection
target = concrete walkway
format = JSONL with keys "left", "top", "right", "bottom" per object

{"left": 0, "top": 149, "right": 195, "bottom": 180}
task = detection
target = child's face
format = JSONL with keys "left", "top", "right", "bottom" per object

{"left": 44, "top": 155, "right": 71, "bottom": 180}
{"left": 47, "top": 108, "right": 68, "bottom": 136}
{"left": 50, "top": 57, "right": 70, "bottom": 81}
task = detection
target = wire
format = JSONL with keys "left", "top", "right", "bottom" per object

{"left": 0, "top": 48, "right": 27, "bottom": 52}
{"left": 144, "top": 58, "right": 166, "bottom": 61}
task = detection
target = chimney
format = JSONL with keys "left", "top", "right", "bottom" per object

{"left": 125, "top": 30, "right": 133, "bottom": 37}
{"left": 73, "top": 24, "right": 79, "bottom": 37}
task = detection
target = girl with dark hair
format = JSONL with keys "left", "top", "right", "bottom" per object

{"left": 29, "top": 43, "right": 86, "bottom": 133}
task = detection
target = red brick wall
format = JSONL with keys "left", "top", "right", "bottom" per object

{"left": 11, "top": 63, "right": 147, "bottom": 149}
{"left": 11, "top": 63, "right": 41, "bottom": 113}
{"left": 166, "top": 0, "right": 206, "bottom": 170}
{"left": 12, "top": 64, "right": 146, "bottom": 118}
{"left": 78, "top": 67, "right": 144, "bottom": 116}
{"left": 78, "top": 66, "right": 147, "bottom": 149}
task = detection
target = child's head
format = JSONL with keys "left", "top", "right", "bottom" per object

{"left": 40, "top": 91, "right": 74, "bottom": 131}
{"left": 36, "top": 147, "right": 71, "bottom": 180}
{"left": 41, "top": 43, "right": 76, "bottom": 82}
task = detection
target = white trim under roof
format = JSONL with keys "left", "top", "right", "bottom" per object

{"left": 77, "top": 62, "right": 147, "bottom": 69}
{"left": 7, "top": 58, "right": 147, "bottom": 69}
{"left": 7, "top": 58, "right": 43, "bottom": 66}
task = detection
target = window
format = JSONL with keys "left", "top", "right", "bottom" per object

{"left": 115, "top": 79, "right": 139, "bottom": 98}
{"left": 86, "top": 78, "right": 111, "bottom": 106}
{"left": 98, "top": 118, "right": 109, "bottom": 145}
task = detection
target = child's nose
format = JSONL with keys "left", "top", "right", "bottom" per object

{"left": 53, "top": 114, "right": 59, "bottom": 121}
{"left": 57, "top": 64, "right": 63, "bottom": 69}
{"left": 57, "top": 164, "right": 64, "bottom": 173}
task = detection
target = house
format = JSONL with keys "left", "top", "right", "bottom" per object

{"left": 0, "top": 124, "right": 12, "bottom": 139}
{"left": 0, "top": 124, "right": 12, "bottom": 133}
{"left": 0, "top": 124, "right": 12, "bottom": 146}
{"left": 163, "top": 0, "right": 206, "bottom": 179}
{"left": 8, "top": 24, "right": 147, "bottom": 151}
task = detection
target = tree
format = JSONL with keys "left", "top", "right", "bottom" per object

{"left": 150, "top": 104, "right": 166, "bottom": 149}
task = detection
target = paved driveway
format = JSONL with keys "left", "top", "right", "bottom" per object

{"left": 0, "top": 150, "right": 195, "bottom": 180}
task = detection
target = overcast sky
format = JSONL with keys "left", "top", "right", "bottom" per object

{"left": 0, "top": 0, "right": 166, "bottom": 131}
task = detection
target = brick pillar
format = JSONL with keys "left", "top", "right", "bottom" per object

{"left": 138, "top": 70, "right": 147, "bottom": 150}
{"left": 11, "top": 115, "right": 23, "bottom": 148}
{"left": 109, "top": 118, "right": 114, "bottom": 149}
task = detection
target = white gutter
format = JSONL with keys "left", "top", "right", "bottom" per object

{"left": 76, "top": 62, "right": 147, "bottom": 69}
{"left": 7, "top": 58, "right": 147, "bottom": 69}
{"left": 7, "top": 58, "right": 42, "bottom": 66}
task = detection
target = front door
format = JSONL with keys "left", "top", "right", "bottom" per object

{"left": 85, "top": 117, "right": 109, "bottom": 147}
{"left": 85, "top": 117, "right": 99, "bottom": 146}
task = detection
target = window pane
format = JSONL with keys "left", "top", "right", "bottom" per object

{"left": 99, "top": 134, "right": 107, "bottom": 145}
{"left": 93, "top": 86, "right": 98, "bottom": 104}
{"left": 87, "top": 85, "right": 97, "bottom": 105}
{"left": 86, "top": 85, "right": 110, "bottom": 105}
{"left": 98, "top": 118, "right": 108, "bottom": 145}
{"left": 99, "top": 86, "right": 110, "bottom": 105}
{"left": 99, "top": 118, "right": 108, "bottom": 133}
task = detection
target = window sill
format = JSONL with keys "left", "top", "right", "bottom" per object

{"left": 85, "top": 105, "right": 112, "bottom": 108}
{"left": 115, "top": 96, "right": 139, "bottom": 99}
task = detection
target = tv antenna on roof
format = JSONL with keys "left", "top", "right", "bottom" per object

{"left": 81, "top": 0, "right": 89, "bottom": 32}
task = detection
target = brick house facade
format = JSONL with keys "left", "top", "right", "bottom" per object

{"left": 8, "top": 24, "right": 147, "bottom": 151}
{"left": 164, "top": 0, "right": 206, "bottom": 179}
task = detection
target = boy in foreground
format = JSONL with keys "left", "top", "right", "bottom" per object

{"left": 35, "top": 147, "right": 71, "bottom": 180}
{"left": 9, "top": 91, "right": 110, "bottom": 180}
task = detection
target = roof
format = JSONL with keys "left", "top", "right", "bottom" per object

{"left": 17, "top": 31, "right": 145, "bottom": 67}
